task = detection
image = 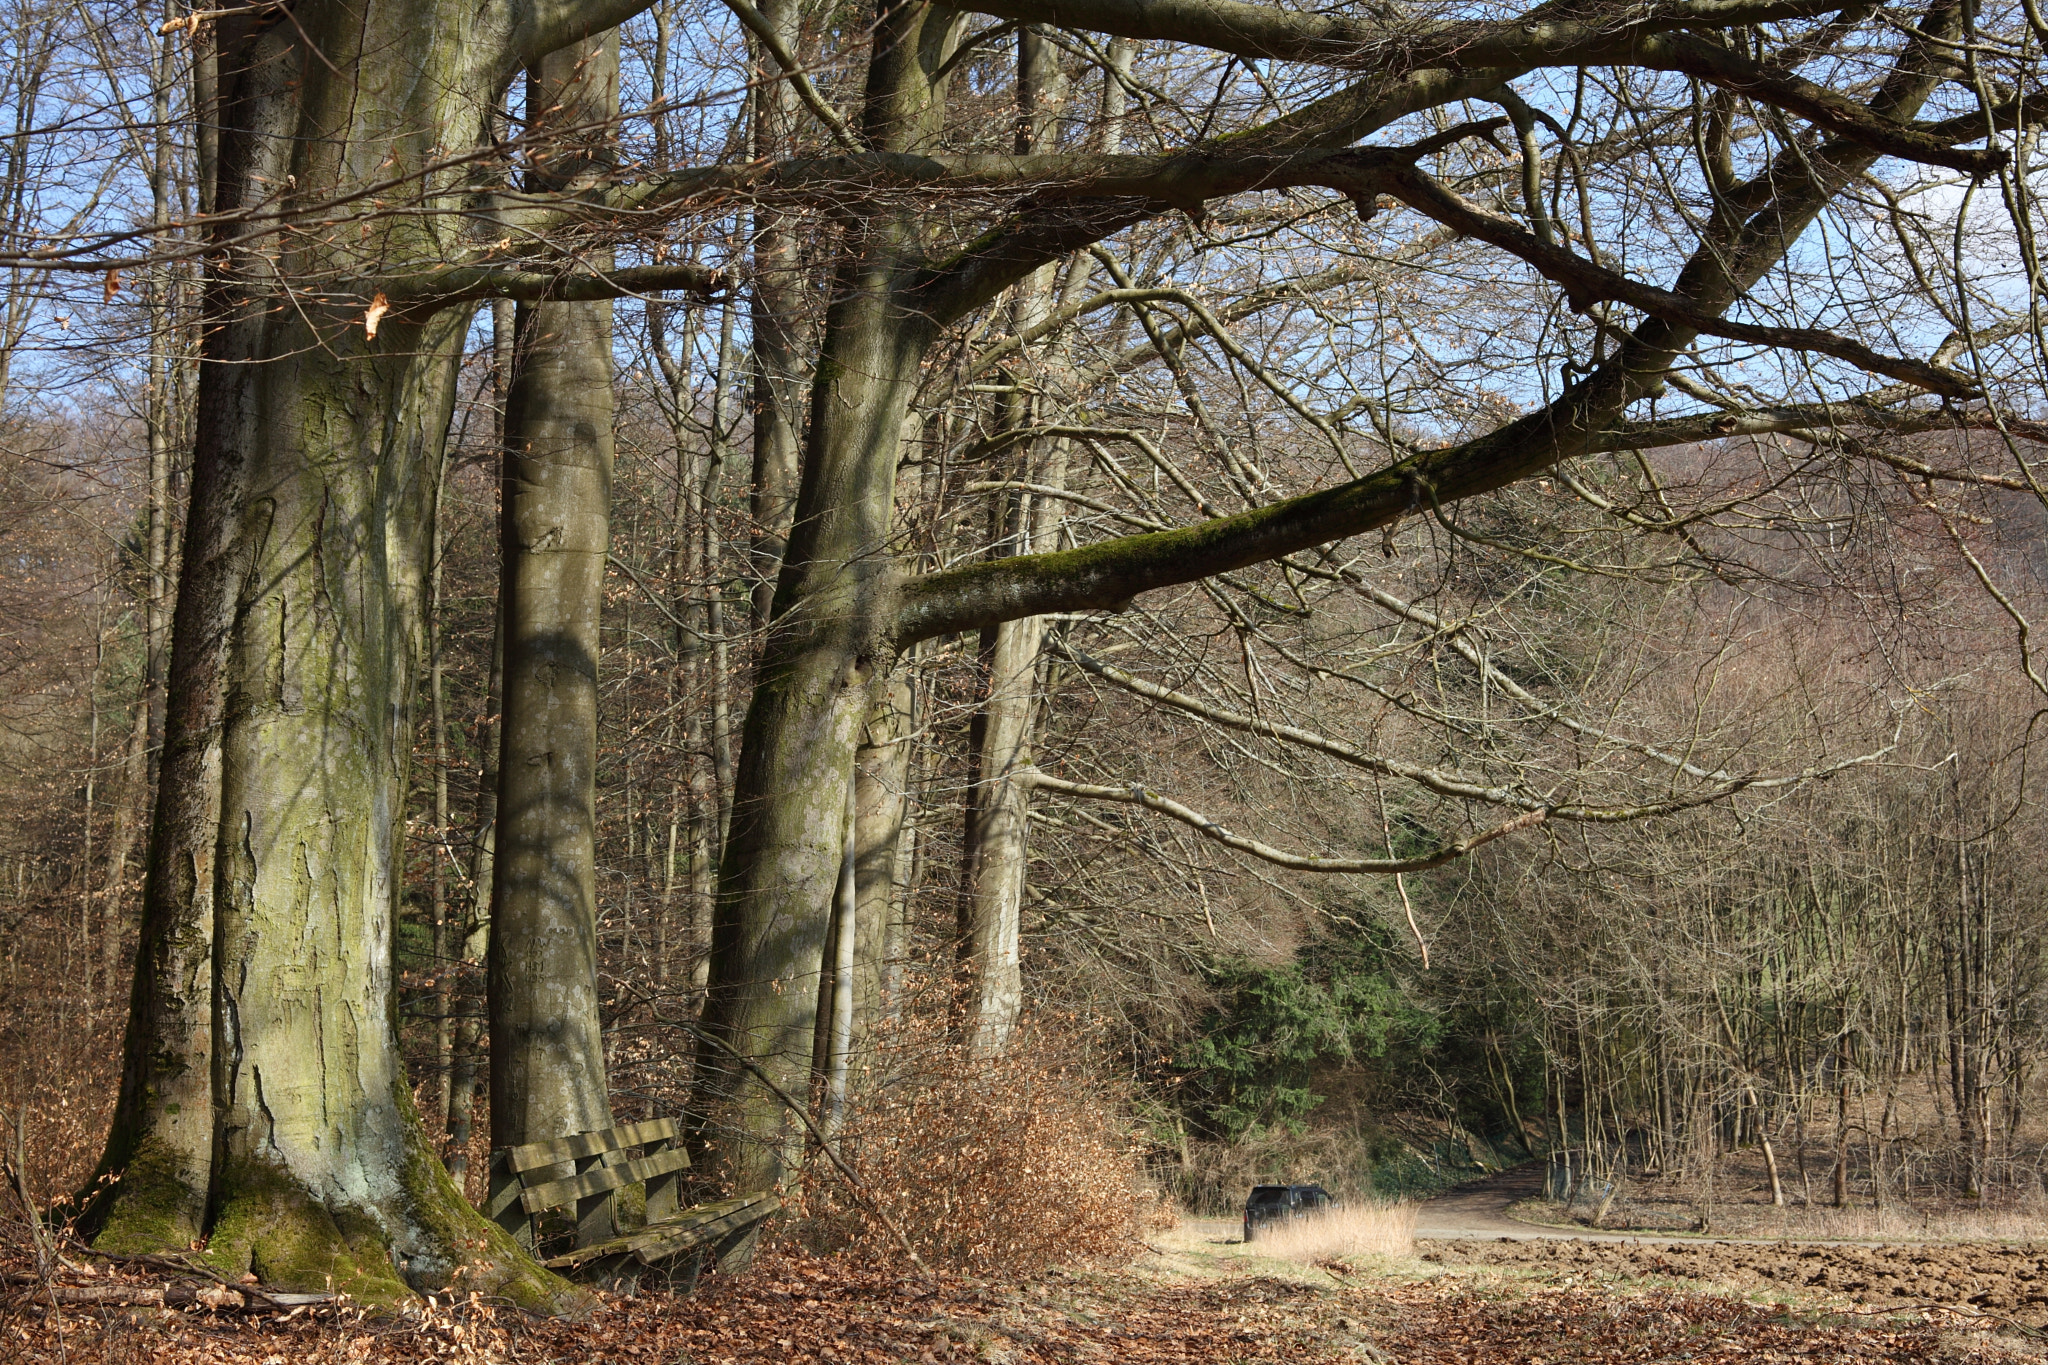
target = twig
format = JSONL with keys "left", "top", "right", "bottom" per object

{"left": 2, "top": 1107, "right": 66, "bottom": 1363}
{"left": 75, "top": 1246, "right": 335, "bottom": 1311}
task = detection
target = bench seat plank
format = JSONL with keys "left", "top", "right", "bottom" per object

{"left": 630, "top": 1194, "right": 779, "bottom": 1267}
{"left": 543, "top": 1194, "right": 781, "bottom": 1270}
{"left": 505, "top": 1117, "right": 680, "bottom": 1173}
{"left": 519, "top": 1145, "right": 692, "bottom": 1213}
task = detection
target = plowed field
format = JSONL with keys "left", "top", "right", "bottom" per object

{"left": 1428, "top": 1235, "right": 2048, "bottom": 1325}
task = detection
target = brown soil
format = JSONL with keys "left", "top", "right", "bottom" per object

{"left": 1425, "top": 1235, "right": 2048, "bottom": 1328}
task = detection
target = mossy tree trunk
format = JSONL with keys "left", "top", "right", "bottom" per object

{"left": 79, "top": 0, "right": 654, "bottom": 1306}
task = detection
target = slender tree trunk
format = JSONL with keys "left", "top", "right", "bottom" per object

{"left": 958, "top": 614, "right": 1040, "bottom": 1055}
{"left": 746, "top": 0, "right": 803, "bottom": 627}
{"left": 82, "top": 223, "right": 248, "bottom": 1259}
{"left": 696, "top": 302, "right": 739, "bottom": 985}
{"left": 429, "top": 449, "right": 455, "bottom": 1126}
{"left": 698, "top": 288, "right": 918, "bottom": 1183}
{"left": 955, "top": 31, "right": 1070, "bottom": 1056}
{"left": 1834, "top": 1032, "right": 1851, "bottom": 1208}
{"left": 80, "top": 606, "right": 103, "bottom": 993}
{"left": 813, "top": 784, "right": 857, "bottom": 1136}
{"left": 101, "top": 13, "right": 184, "bottom": 988}
{"left": 444, "top": 501, "right": 506, "bottom": 1182}
{"left": 487, "top": 33, "right": 621, "bottom": 1187}
{"left": 852, "top": 673, "right": 911, "bottom": 1040}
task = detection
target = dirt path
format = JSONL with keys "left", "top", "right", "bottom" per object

{"left": 1412, "top": 1163, "right": 1560, "bottom": 1240}
{"left": 1414, "top": 1163, "right": 1907, "bottom": 1246}
{"left": 1412, "top": 1163, "right": 1723, "bottom": 1243}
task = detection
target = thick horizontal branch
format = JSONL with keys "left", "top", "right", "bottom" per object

{"left": 384, "top": 260, "right": 726, "bottom": 309}
{"left": 595, "top": 144, "right": 1971, "bottom": 401}
{"left": 890, "top": 379, "right": 1945, "bottom": 645}
{"left": 961, "top": 0, "right": 1839, "bottom": 72}
{"left": 602, "top": 146, "right": 1367, "bottom": 218}
{"left": 959, "top": 0, "right": 2001, "bottom": 172}
{"left": 599, "top": 102, "right": 1990, "bottom": 221}
{"left": 1024, "top": 771, "right": 1549, "bottom": 873}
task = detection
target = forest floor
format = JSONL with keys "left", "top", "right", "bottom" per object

{"left": 8, "top": 1198, "right": 2048, "bottom": 1365}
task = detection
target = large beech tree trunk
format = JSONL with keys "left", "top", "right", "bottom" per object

{"left": 694, "top": 0, "right": 961, "bottom": 1192}
{"left": 697, "top": 296, "right": 928, "bottom": 1187}
{"left": 201, "top": 305, "right": 477, "bottom": 1299}
{"left": 76, "top": 0, "right": 633, "bottom": 1306}
{"left": 487, "top": 31, "right": 620, "bottom": 1190}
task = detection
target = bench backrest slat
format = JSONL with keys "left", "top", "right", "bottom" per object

{"left": 519, "top": 1145, "right": 691, "bottom": 1213}
{"left": 504, "top": 1117, "right": 680, "bottom": 1173}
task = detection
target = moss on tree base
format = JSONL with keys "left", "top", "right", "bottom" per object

{"left": 192, "top": 1149, "right": 587, "bottom": 1312}
{"left": 200, "top": 1157, "right": 414, "bottom": 1303}
{"left": 83, "top": 1144, "right": 583, "bottom": 1313}
{"left": 77, "top": 1131, "right": 209, "bottom": 1256}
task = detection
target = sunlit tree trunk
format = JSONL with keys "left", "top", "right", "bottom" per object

{"left": 852, "top": 673, "right": 912, "bottom": 1040}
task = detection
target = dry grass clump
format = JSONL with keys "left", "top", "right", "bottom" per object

{"left": 1244, "top": 1202, "right": 1416, "bottom": 1263}
{"left": 796, "top": 1022, "right": 1152, "bottom": 1276}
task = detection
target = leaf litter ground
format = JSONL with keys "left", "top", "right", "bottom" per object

{"left": 3, "top": 1237, "right": 2040, "bottom": 1363}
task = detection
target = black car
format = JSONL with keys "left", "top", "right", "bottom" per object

{"left": 1241, "top": 1183, "right": 1339, "bottom": 1242}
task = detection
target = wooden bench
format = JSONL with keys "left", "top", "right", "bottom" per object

{"left": 485, "top": 1117, "right": 779, "bottom": 1292}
